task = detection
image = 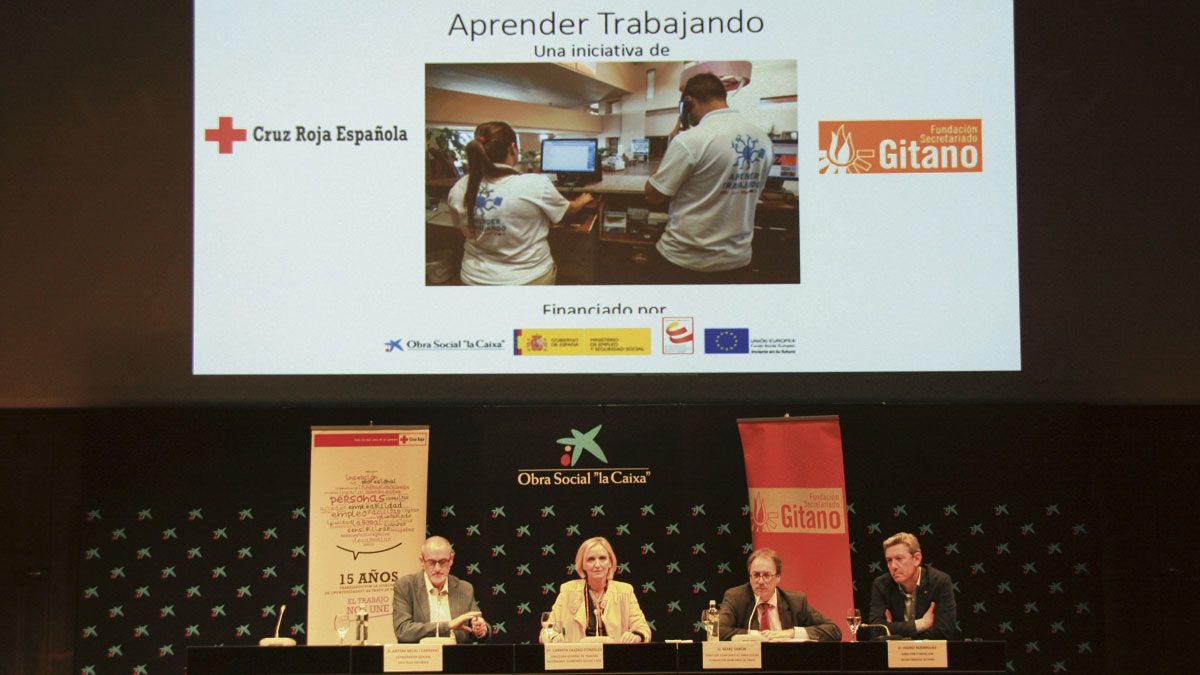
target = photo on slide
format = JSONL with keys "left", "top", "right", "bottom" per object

{"left": 424, "top": 60, "right": 800, "bottom": 287}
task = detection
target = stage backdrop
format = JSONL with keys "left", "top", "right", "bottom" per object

{"left": 73, "top": 405, "right": 1104, "bottom": 674}
{"left": 308, "top": 426, "right": 428, "bottom": 644}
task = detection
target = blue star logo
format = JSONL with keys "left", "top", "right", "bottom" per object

{"left": 731, "top": 135, "right": 767, "bottom": 170}
{"left": 474, "top": 186, "right": 503, "bottom": 216}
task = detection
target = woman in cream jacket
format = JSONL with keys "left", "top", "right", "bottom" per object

{"left": 540, "top": 536, "right": 651, "bottom": 643}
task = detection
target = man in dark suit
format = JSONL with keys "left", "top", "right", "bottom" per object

{"left": 717, "top": 547, "right": 841, "bottom": 641}
{"left": 867, "top": 532, "right": 958, "bottom": 639}
{"left": 392, "top": 536, "right": 490, "bottom": 643}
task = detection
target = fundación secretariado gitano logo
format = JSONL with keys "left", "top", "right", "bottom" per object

{"left": 818, "top": 119, "right": 983, "bottom": 174}
{"left": 749, "top": 487, "right": 847, "bottom": 534}
{"left": 516, "top": 425, "right": 652, "bottom": 487}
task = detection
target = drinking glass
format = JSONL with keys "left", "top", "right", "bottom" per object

{"left": 334, "top": 615, "right": 350, "bottom": 645}
{"left": 846, "top": 609, "right": 862, "bottom": 639}
{"left": 540, "top": 611, "right": 556, "bottom": 642}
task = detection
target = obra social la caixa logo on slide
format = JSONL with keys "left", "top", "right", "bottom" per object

{"left": 817, "top": 119, "right": 983, "bottom": 174}
{"left": 516, "top": 425, "right": 653, "bottom": 487}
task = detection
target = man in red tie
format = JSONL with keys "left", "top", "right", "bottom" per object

{"left": 716, "top": 548, "right": 841, "bottom": 641}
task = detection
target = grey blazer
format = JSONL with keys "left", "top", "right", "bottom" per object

{"left": 391, "top": 572, "right": 488, "bottom": 643}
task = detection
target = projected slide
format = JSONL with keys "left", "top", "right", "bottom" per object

{"left": 194, "top": 0, "right": 1018, "bottom": 375}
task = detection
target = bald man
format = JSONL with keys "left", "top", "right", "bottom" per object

{"left": 392, "top": 536, "right": 490, "bottom": 643}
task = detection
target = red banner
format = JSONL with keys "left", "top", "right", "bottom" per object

{"left": 738, "top": 416, "right": 853, "bottom": 640}
{"left": 312, "top": 432, "right": 401, "bottom": 447}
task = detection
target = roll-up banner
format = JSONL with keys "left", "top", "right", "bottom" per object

{"left": 738, "top": 416, "right": 853, "bottom": 639}
{"left": 308, "top": 426, "right": 429, "bottom": 644}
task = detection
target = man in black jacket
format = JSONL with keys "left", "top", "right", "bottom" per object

{"left": 868, "top": 532, "right": 958, "bottom": 639}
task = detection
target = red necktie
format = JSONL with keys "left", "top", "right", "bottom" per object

{"left": 758, "top": 602, "right": 775, "bottom": 631}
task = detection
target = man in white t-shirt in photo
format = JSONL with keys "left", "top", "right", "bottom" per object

{"left": 645, "top": 72, "right": 773, "bottom": 284}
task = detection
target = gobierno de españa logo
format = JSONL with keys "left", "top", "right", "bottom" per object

{"left": 818, "top": 119, "right": 982, "bottom": 174}
{"left": 516, "top": 425, "right": 651, "bottom": 487}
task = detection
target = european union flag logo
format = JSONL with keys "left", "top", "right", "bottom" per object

{"left": 704, "top": 328, "right": 749, "bottom": 354}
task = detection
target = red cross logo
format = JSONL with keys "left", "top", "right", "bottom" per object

{"left": 205, "top": 116, "right": 247, "bottom": 154}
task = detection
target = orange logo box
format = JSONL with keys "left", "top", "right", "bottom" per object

{"left": 818, "top": 119, "right": 982, "bottom": 174}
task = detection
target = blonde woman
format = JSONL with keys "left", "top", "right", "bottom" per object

{"left": 540, "top": 536, "right": 650, "bottom": 643}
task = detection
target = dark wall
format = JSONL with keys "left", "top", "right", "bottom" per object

{"left": 0, "top": 412, "right": 82, "bottom": 674}
{"left": 5, "top": 404, "right": 1195, "bottom": 673}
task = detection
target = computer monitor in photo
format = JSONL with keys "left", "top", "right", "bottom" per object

{"left": 540, "top": 138, "right": 599, "bottom": 186}
{"left": 768, "top": 141, "right": 798, "bottom": 180}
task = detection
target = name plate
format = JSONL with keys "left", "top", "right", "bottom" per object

{"left": 887, "top": 641, "right": 948, "bottom": 669}
{"left": 702, "top": 641, "right": 762, "bottom": 669}
{"left": 544, "top": 642, "right": 605, "bottom": 671}
{"left": 383, "top": 644, "right": 443, "bottom": 672}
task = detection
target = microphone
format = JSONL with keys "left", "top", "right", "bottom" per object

{"left": 747, "top": 595, "right": 762, "bottom": 631}
{"left": 859, "top": 623, "right": 906, "bottom": 641}
{"left": 730, "top": 596, "right": 766, "bottom": 642}
{"left": 579, "top": 584, "right": 611, "bottom": 643}
{"left": 258, "top": 604, "right": 297, "bottom": 647}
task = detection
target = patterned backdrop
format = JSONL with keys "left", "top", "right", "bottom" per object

{"left": 74, "top": 406, "right": 1104, "bottom": 674}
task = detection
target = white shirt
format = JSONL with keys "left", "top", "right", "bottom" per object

{"left": 649, "top": 108, "right": 773, "bottom": 271}
{"left": 448, "top": 168, "right": 569, "bottom": 285}
{"left": 423, "top": 573, "right": 453, "bottom": 641}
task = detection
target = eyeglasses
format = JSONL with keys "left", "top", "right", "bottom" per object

{"left": 422, "top": 558, "right": 452, "bottom": 568}
{"left": 750, "top": 572, "right": 777, "bottom": 581}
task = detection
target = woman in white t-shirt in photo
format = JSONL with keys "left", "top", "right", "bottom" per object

{"left": 448, "top": 121, "right": 593, "bottom": 285}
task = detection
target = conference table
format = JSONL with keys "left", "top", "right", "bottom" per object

{"left": 189, "top": 641, "right": 1006, "bottom": 674}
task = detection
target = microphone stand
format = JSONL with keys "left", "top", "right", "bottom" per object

{"left": 858, "top": 623, "right": 903, "bottom": 640}
{"left": 257, "top": 603, "right": 297, "bottom": 646}
{"left": 747, "top": 596, "right": 763, "bottom": 634}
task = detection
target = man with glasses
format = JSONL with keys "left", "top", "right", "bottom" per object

{"left": 392, "top": 536, "right": 490, "bottom": 643}
{"left": 716, "top": 547, "right": 841, "bottom": 641}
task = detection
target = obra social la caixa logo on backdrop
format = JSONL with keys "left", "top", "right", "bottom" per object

{"left": 202, "top": 116, "right": 408, "bottom": 154}
{"left": 817, "top": 119, "right": 983, "bottom": 174}
{"left": 749, "top": 487, "right": 847, "bottom": 534}
{"left": 516, "top": 425, "right": 653, "bottom": 487}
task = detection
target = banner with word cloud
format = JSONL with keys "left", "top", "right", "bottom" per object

{"left": 738, "top": 416, "right": 852, "bottom": 639}
{"left": 308, "top": 426, "right": 429, "bottom": 644}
